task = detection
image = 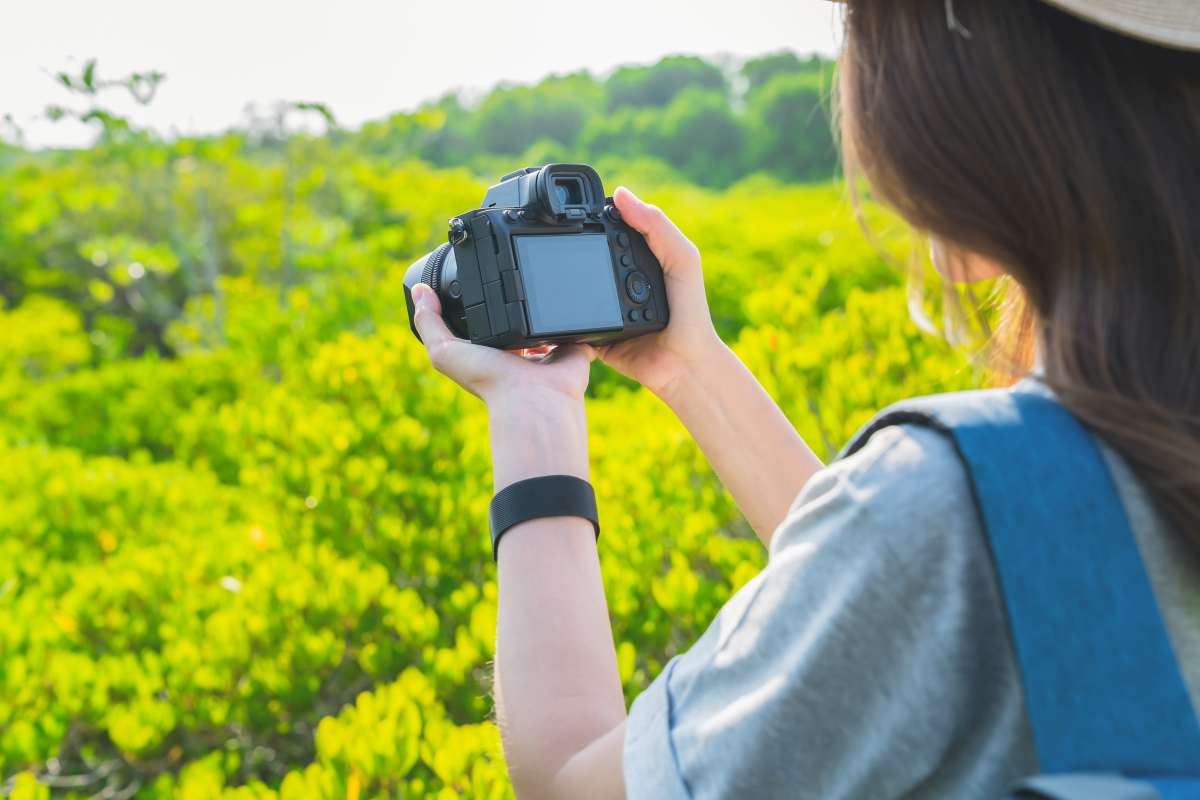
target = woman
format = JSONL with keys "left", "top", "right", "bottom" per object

{"left": 409, "top": 0, "right": 1200, "bottom": 797}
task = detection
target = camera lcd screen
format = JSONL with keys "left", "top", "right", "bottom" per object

{"left": 515, "top": 234, "right": 624, "bottom": 335}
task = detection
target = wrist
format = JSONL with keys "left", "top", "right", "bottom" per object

{"left": 656, "top": 334, "right": 733, "bottom": 410}
{"left": 485, "top": 383, "right": 586, "bottom": 415}
{"left": 488, "top": 391, "right": 591, "bottom": 490}
{"left": 634, "top": 326, "right": 724, "bottom": 397}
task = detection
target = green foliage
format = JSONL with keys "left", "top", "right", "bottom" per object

{"left": 1, "top": 52, "right": 838, "bottom": 358}
{"left": 472, "top": 75, "right": 605, "bottom": 156}
{"left": 606, "top": 56, "right": 726, "bottom": 109}
{"left": 0, "top": 116, "right": 976, "bottom": 798}
{"left": 741, "top": 51, "right": 825, "bottom": 92}
{"left": 43, "top": 60, "right": 166, "bottom": 146}
{"left": 351, "top": 52, "right": 836, "bottom": 189}
{"left": 0, "top": 297, "right": 91, "bottom": 379}
{"left": 745, "top": 70, "right": 837, "bottom": 183}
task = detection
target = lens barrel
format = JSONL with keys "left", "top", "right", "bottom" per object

{"left": 403, "top": 244, "right": 469, "bottom": 342}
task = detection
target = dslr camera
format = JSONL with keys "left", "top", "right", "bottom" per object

{"left": 403, "top": 164, "right": 668, "bottom": 349}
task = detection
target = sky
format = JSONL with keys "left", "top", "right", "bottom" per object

{"left": 1, "top": 0, "right": 844, "bottom": 150}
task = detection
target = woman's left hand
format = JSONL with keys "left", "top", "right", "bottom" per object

{"left": 410, "top": 283, "right": 597, "bottom": 407}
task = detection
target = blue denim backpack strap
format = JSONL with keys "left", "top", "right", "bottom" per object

{"left": 838, "top": 387, "right": 1200, "bottom": 800}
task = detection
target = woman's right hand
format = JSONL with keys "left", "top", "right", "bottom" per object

{"left": 601, "top": 187, "right": 824, "bottom": 545}
{"left": 596, "top": 187, "right": 725, "bottom": 400}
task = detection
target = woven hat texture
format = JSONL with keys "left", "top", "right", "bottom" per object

{"left": 826, "top": 0, "right": 1200, "bottom": 52}
{"left": 1039, "top": 0, "right": 1200, "bottom": 51}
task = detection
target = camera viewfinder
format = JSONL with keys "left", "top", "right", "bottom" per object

{"left": 554, "top": 177, "right": 584, "bottom": 206}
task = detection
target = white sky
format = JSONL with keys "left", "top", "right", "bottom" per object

{"left": 1, "top": 0, "right": 843, "bottom": 150}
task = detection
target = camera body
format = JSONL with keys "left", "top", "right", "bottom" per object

{"left": 403, "top": 164, "right": 668, "bottom": 350}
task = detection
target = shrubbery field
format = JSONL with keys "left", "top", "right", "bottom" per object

{"left": 0, "top": 91, "right": 977, "bottom": 799}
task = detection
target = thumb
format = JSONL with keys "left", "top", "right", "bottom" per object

{"left": 411, "top": 283, "right": 454, "bottom": 349}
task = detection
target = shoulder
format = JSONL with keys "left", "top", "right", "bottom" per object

{"left": 755, "top": 420, "right": 995, "bottom": 653}
{"left": 771, "top": 421, "right": 980, "bottom": 573}
{"left": 624, "top": 419, "right": 1036, "bottom": 799}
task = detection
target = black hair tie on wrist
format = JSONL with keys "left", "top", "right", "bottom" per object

{"left": 489, "top": 475, "right": 600, "bottom": 562}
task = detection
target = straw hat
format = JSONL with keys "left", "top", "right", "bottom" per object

{"left": 1040, "top": 0, "right": 1200, "bottom": 50}
{"left": 828, "top": 0, "right": 1200, "bottom": 51}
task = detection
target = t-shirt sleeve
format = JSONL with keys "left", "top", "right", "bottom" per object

{"left": 622, "top": 424, "right": 1036, "bottom": 800}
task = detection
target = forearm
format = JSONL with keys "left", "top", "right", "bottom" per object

{"left": 661, "top": 342, "right": 824, "bottom": 547}
{"left": 489, "top": 394, "right": 627, "bottom": 800}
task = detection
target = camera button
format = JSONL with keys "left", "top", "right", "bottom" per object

{"left": 605, "top": 205, "right": 622, "bottom": 222}
{"left": 504, "top": 210, "right": 519, "bottom": 223}
{"left": 625, "top": 270, "right": 651, "bottom": 305}
{"left": 519, "top": 209, "right": 537, "bottom": 221}
{"left": 643, "top": 308, "right": 652, "bottom": 321}
{"left": 616, "top": 232, "right": 630, "bottom": 249}
{"left": 620, "top": 254, "right": 631, "bottom": 267}
{"left": 628, "top": 309, "right": 639, "bottom": 322}
{"left": 449, "top": 281, "right": 461, "bottom": 299}
{"left": 567, "top": 208, "right": 585, "bottom": 219}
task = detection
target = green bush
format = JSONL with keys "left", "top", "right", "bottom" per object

{"left": 0, "top": 144, "right": 974, "bottom": 798}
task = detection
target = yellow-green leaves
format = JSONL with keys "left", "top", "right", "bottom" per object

{"left": 0, "top": 156, "right": 977, "bottom": 798}
{"left": 0, "top": 296, "right": 90, "bottom": 379}
{"left": 314, "top": 672, "right": 423, "bottom": 782}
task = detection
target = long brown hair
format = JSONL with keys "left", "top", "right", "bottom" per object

{"left": 839, "top": 0, "right": 1200, "bottom": 543}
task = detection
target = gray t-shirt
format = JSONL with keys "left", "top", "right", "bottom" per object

{"left": 623, "top": 382, "right": 1200, "bottom": 800}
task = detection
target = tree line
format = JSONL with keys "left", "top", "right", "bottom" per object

{"left": 0, "top": 51, "right": 837, "bottom": 358}
{"left": 354, "top": 52, "right": 838, "bottom": 187}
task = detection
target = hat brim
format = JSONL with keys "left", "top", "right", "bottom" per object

{"left": 1040, "top": 0, "right": 1200, "bottom": 51}
{"left": 824, "top": 0, "right": 1200, "bottom": 52}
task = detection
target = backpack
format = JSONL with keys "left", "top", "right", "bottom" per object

{"left": 839, "top": 387, "right": 1200, "bottom": 800}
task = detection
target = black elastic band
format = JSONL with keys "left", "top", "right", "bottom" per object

{"left": 488, "top": 475, "right": 600, "bottom": 562}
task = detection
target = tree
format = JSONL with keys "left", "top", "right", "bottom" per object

{"left": 740, "top": 51, "right": 824, "bottom": 93}
{"left": 653, "top": 86, "right": 745, "bottom": 187}
{"left": 472, "top": 72, "right": 604, "bottom": 155}
{"left": 744, "top": 70, "right": 837, "bottom": 182}
{"left": 607, "top": 56, "right": 726, "bottom": 109}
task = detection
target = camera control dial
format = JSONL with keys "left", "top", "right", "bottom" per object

{"left": 625, "top": 270, "right": 651, "bottom": 305}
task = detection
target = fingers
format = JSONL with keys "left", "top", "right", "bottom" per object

{"left": 613, "top": 186, "right": 701, "bottom": 271}
{"left": 411, "top": 284, "right": 456, "bottom": 365}
{"left": 535, "top": 343, "right": 598, "bottom": 370}
{"left": 518, "top": 343, "right": 597, "bottom": 366}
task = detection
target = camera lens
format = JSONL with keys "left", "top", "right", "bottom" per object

{"left": 404, "top": 244, "right": 469, "bottom": 340}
